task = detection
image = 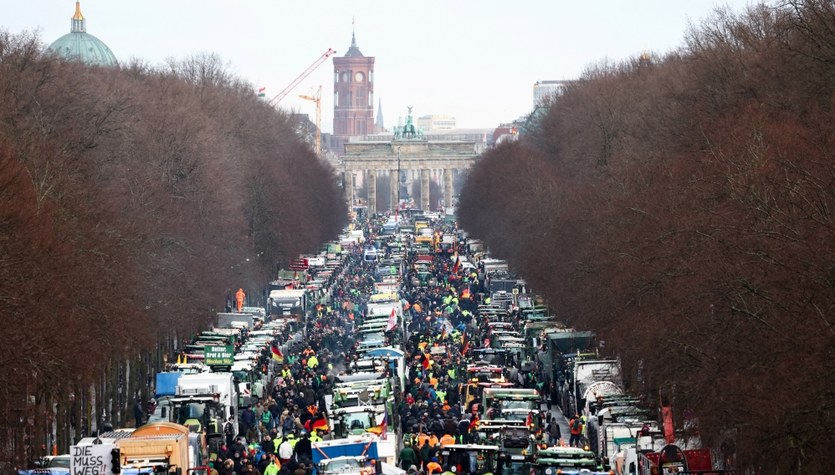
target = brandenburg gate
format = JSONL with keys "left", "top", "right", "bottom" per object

{"left": 341, "top": 110, "right": 477, "bottom": 213}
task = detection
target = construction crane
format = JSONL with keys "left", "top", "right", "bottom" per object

{"left": 299, "top": 86, "right": 322, "bottom": 157}
{"left": 268, "top": 48, "right": 335, "bottom": 106}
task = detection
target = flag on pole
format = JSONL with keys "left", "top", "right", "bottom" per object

{"left": 271, "top": 342, "right": 284, "bottom": 363}
{"left": 257, "top": 86, "right": 266, "bottom": 98}
{"left": 311, "top": 414, "right": 329, "bottom": 433}
{"left": 461, "top": 331, "right": 469, "bottom": 356}
{"left": 452, "top": 253, "right": 460, "bottom": 274}
{"left": 367, "top": 409, "right": 388, "bottom": 439}
{"left": 386, "top": 307, "right": 397, "bottom": 331}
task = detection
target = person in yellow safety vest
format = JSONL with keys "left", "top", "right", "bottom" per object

{"left": 309, "top": 429, "right": 323, "bottom": 443}
{"left": 287, "top": 433, "right": 298, "bottom": 448}
{"left": 484, "top": 296, "right": 491, "bottom": 305}
{"left": 436, "top": 389, "right": 446, "bottom": 403}
{"left": 281, "top": 367, "right": 291, "bottom": 380}
{"left": 307, "top": 354, "right": 319, "bottom": 369}
{"left": 263, "top": 454, "right": 280, "bottom": 475}
{"left": 440, "top": 433, "right": 455, "bottom": 447}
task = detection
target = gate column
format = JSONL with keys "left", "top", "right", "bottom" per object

{"left": 344, "top": 171, "right": 354, "bottom": 208}
{"left": 390, "top": 170, "right": 398, "bottom": 212}
{"left": 443, "top": 168, "right": 453, "bottom": 208}
{"left": 367, "top": 169, "right": 377, "bottom": 215}
{"left": 421, "top": 169, "right": 430, "bottom": 211}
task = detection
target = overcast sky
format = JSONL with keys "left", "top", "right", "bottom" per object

{"left": 4, "top": 0, "right": 755, "bottom": 132}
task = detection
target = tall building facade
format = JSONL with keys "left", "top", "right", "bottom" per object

{"left": 417, "top": 114, "right": 457, "bottom": 131}
{"left": 533, "top": 80, "right": 571, "bottom": 107}
{"left": 332, "top": 32, "right": 375, "bottom": 154}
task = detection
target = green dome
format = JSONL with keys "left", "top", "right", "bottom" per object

{"left": 46, "top": 2, "right": 117, "bottom": 67}
{"left": 47, "top": 31, "right": 118, "bottom": 67}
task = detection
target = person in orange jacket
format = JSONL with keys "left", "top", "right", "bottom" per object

{"left": 235, "top": 288, "right": 246, "bottom": 312}
{"left": 426, "top": 457, "right": 442, "bottom": 475}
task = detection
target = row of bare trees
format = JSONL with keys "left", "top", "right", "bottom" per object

{"left": 0, "top": 32, "right": 346, "bottom": 468}
{"left": 459, "top": 1, "right": 834, "bottom": 472}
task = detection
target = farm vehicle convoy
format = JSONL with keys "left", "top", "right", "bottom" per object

{"left": 21, "top": 213, "right": 735, "bottom": 475}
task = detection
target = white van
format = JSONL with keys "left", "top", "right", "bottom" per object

{"left": 363, "top": 247, "right": 378, "bottom": 262}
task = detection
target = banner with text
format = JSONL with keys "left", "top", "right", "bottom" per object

{"left": 204, "top": 345, "right": 234, "bottom": 366}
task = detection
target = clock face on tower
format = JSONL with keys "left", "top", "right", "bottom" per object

{"left": 355, "top": 72, "right": 364, "bottom": 82}
{"left": 341, "top": 72, "right": 349, "bottom": 82}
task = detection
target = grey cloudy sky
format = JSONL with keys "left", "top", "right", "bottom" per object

{"left": 4, "top": 0, "right": 755, "bottom": 132}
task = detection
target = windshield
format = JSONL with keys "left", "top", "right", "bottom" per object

{"left": 449, "top": 451, "right": 494, "bottom": 474}
{"left": 502, "top": 429, "right": 530, "bottom": 445}
{"left": 177, "top": 402, "right": 207, "bottom": 423}
{"left": 342, "top": 412, "right": 373, "bottom": 432}
{"left": 501, "top": 400, "right": 537, "bottom": 411}
{"left": 325, "top": 458, "right": 362, "bottom": 471}
{"left": 501, "top": 461, "right": 529, "bottom": 475}
{"left": 473, "top": 370, "right": 502, "bottom": 380}
{"left": 502, "top": 412, "right": 529, "bottom": 422}
{"left": 50, "top": 456, "right": 71, "bottom": 468}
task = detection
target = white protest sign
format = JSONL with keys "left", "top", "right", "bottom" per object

{"left": 70, "top": 443, "right": 116, "bottom": 475}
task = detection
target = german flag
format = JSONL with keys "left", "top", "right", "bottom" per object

{"left": 367, "top": 410, "right": 388, "bottom": 440}
{"left": 271, "top": 343, "right": 284, "bottom": 363}
{"left": 311, "top": 414, "right": 329, "bottom": 433}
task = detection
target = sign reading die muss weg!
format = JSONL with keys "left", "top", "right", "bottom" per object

{"left": 70, "top": 443, "right": 116, "bottom": 475}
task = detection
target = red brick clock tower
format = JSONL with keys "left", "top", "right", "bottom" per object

{"left": 332, "top": 31, "right": 375, "bottom": 154}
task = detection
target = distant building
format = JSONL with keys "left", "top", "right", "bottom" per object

{"left": 417, "top": 114, "right": 456, "bottom": 131}
{"left": 46, "top": 1, "right": 117, "bottom": 67}
{"left": 291, "top": 113, "right": 317, "bottom": 150}
{"left": 332, "top": 30, "right": 375, "bottom": 155}
{"left": 375, "top": 98, "right": 385, "bottom": 133}
{"left": 533, "top": 80, "right": 571, "bottom": 108}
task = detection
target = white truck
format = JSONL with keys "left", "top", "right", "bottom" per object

{"left": 268, "top": 288, "right": 308, "bottom": 317}
{"left": 217, "top": 312, "right": 254, "bottom": 330}
{"left": 170, "top": 372, "right": 238, "bottom": 448}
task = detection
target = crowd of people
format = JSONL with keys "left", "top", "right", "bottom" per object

{"left": 204, "top": 216, "right": 570, "bottom": 475}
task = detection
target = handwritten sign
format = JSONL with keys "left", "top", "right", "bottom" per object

{"left": 70, "top": 443, "right": 115, "bottom": 475}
